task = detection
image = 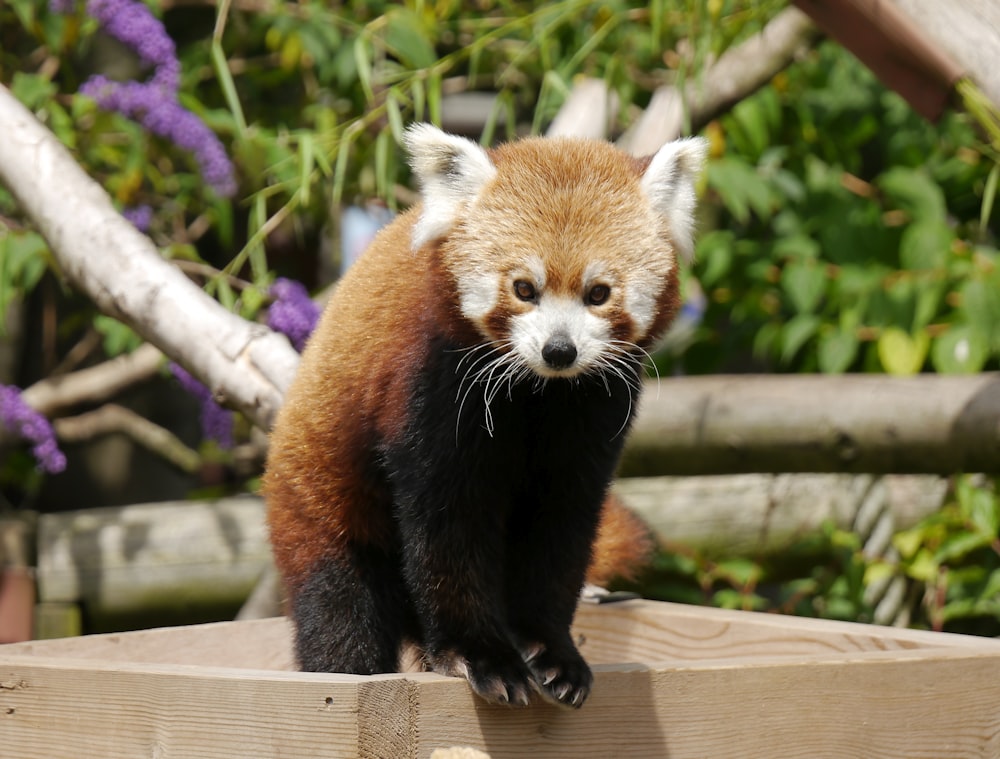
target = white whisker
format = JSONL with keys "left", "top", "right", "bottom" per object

{"left": 452, "top": 339, "right": 527, "bottom": 440}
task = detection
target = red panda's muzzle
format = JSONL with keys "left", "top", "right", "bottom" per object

{"left": 541, "top": 333, "right": 578, "bottom": 370}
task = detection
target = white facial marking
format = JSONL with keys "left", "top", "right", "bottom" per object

{"left": 623, "top": 272, "right": 663, "bottom": 338}
{"left": 457, "top": 270, "right": 501, "bottom": 323}
{"left": 581, "top": 260, "right": 608, "bottom": 287}
{"left": 510, "top": 294, "right": 610, "bottom": 378}
{"left": 524, "top": 255, "right": 547, "bottom": 290}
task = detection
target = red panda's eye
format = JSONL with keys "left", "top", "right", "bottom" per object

{"left": 514, "top": 280, "right": 536, "bottom": 302}
{"left": 587, "top": 284, "right": 610, "bottom": 306}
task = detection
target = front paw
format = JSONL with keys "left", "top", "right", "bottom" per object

{"left": 429, "top": 646, "right": 535, "bottom": 707}
{"left": 521, "top": 642, "right": 592, "bottom": 708}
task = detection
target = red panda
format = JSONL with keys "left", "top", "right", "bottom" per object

{"left": 264, "top": 124, "right": 706, "bottom": 708}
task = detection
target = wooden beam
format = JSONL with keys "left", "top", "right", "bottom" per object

{"left": 36, "top": 496, "right": 270, "bottom": 630}
{"left": 615, "top": 472, "right": 945, "bottom": 556}
{"left": 623, "top": 373, "right": 1000, "bottom": 475}
{"left": 34, "top": 470, "right": 946, "bottom": 625}
{"left": 793, "top": 0, "right": 965, "bottom": 120}
{"left": 3, "top": 602, "right": 1000, "bottom": 758}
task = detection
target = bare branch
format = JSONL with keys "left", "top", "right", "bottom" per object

{"left": 21, "top": 343, "right": 164, "bottom": 417}
{"left": 620, "top": 7, "right": 819, "bottom": 154}
{"left": 54, "top": 403, "right": 201, "bottom": 473}
{"left": 0, "top": 84, "right": 299, "bottom": 431}
{"left": 546, "top": 78, "right": 619, "bottom": 139}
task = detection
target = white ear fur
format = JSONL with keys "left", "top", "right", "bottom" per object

{"left": 404, "top": 123, "right": 497, "bottom": 250}
{"left": 640, "top": 137, "right": 708, "bottom": 261}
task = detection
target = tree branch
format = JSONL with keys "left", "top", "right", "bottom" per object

{"left": 619, "top": 6, "right": 820, "bottom": 154}
{"left": 20, "top": 342, "right": 164, "bottom": 418}
{"left": 0, "top": 84, "right": 299, "bottom": 431}
{"left": 623, "top": 373, "right": 1000, "bottom": 476}
{"left": 53, "top": 403, "right": 201, "bottom": 473}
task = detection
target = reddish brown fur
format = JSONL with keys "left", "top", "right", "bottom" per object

{"left": 265, "top": 210, "right": 453, "bottom": 590}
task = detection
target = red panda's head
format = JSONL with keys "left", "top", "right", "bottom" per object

{"left": 405, "top": 124, "right": 706, "bottom": 381}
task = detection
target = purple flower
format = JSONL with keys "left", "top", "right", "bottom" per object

{"left": 170, "top": 364, "right": 234, "bottom": 449}
{"left": 58, "top": 0, "right": 237, "bottom": 198}
{"left": 123, "top": 204, "right": 153, "bottom": 231}
{"left": 86, "top": 0, "right": 178, "bottom": 75}
{"left": 0, "top": 384, "right": 67, "bottom": 474}
{"left": 268, "top": 278, "right": 320, "bottom": 352}
{"left": 80, "top": 78, "right": 237, "bottom": 198}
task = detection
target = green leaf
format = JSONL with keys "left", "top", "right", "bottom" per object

{"left": 906, "top": 547, "right": 940, "bottom": 583}
{"left": 729, "top": 97, "right": 770, "bottom": 158}
{"left": 892, "top": 526, "right": 924, "bottom": 560}
{"left": 913, "top": 280, "right": 946, "bottom": 331}
{"left": 960, "top": 277, "right": 1000, "bottom": 351}
{"left": 931, "top": 325, "right": 989, "bottom": 374}
{"left": 353, "top": 36, "right": 375, "bottom": 103}
{"left": 781, "top": 258, "right": 826, "bottom": 314}
{"left": 385, "top": 90, "right": 405, "bottom": 143}
{"left": 383, "top": 7, "right": 437, "bottom": 69}
{"left": 899, "top": 219, "right": 952, "bottom": 271}
{"left": 877, "top": 327, "right": 929, "bottom": 375}
{"left": 426, "top": 70, "right": 443, "bottom": 126}
{"left": 752, "top": 321, "right": 782, "bottom": 361}
{"left": 374, "top": 128, "right": 391, "bottom": 200}
{"left": 980, "top": 162, "right": 999, "bottom": 235}
{"left": 878, "top": 166, "right": 947, "bottom": 222}
{"left": 298, "top": 132, "right": 314, "bottom": 207}
{"left": 957, "top": 480, "right": 1000, "bottom": 537}
{"left": 713, "top": 558, "right": 762, "bottom": 587}
{"left": 817, "top": 327, "right": 859, "bottom": 373}
{"left": 695, "top": 230, "right": 733, "bottom": 288}
{"left": 93, "top": 316, "right": 142, "bottom": 356}
{"left": 934, "top": 531, "right": 993, "bottom": 564}
{"left": 772, "top": 234, "right": 820, "bottom": 261}
{"left": 707, "top": 156, "right": 774, "bottom": 224}
{"left": 780, "top": 314, "right": 820, "bottom": 364}
{"left": 10, "top": 72, "right": 56, "bottom": 110}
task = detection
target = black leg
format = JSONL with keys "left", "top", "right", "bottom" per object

{"left": 504, "top": 489, "right": 603, "bottom": 708}
{"left": 292, "top": 545, "right": 414, "bottom": 675}
{"left": 392, "top": 484, "right": 537, "bottom": 706}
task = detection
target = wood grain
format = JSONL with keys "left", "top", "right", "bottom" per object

{"left": 3, "top": 601, "right": 1000, "bottom": 758}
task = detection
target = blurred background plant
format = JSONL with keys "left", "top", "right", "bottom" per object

{"left": 2, "top": 0, "right": 999, "bottom": 637}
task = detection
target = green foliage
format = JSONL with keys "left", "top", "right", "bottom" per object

{"left": 626, "top": 477, "right": 1000, "bottom": 635}
{"left": 1, "top": 0, "right": 780, "bottom": 315}
{"left": 675, "top": 42, "right": 1000, "bottom": 377}
{"left": 893, "top": 477, "right": 1000, "bottom": 635}
{"left": 3, "top": 1, "right": 1000, "bottom": 637}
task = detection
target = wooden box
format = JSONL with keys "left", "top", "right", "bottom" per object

{"left": 2, "top": 600, "right": 999, "bottom": 758}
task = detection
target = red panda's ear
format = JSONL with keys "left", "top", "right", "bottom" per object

{"left": 404, "top": 124, "right": 497, "bottom": 251}
{"left": 640, "top": 137, "right": 708, "bottom": 261}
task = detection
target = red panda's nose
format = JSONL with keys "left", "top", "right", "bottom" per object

{"left": 542, "top": 334, "right": 578, "bottom": 369}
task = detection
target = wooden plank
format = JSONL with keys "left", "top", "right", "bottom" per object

{"left": 572, "top": 600, "right": 1000, "bottom": 665}
{"left": 623, "top": 373, "right": 1000, "bottom": 475}
{"left": 3, "top": 649, "right": 1000, "bottom": 758}
{"left": 0, "top": 617, "right": 295, "bottom": 670}
{"left": 614, "top": 473, "right": 945, "bottom": 556}
{"left": 8, "top": 600, "right": 998, "bottom": 670}
{"left": 4, "top": 601, "right": 1000, "bottom": 757}
{"left": 0, "top": 660, "right": 372, "bottom": 759}
{"left": 36, "top": 496, "right": 270, "bottom": 627}
{"left": 412, "top": 654, "right": 1000, "bottom": 758}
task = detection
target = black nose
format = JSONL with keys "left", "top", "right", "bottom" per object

{"left": 542, "top": 334, "right": 578, "bottom": 369}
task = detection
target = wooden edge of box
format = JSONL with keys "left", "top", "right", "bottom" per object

{"left": 4, "top": 597, "right": 1000, "bottom": 759}
{"left": 4, "top": 645, "right": 1000, "bottom": 758}
{"left": 4, "top": 599, "right": 1000, "bottom": 673}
